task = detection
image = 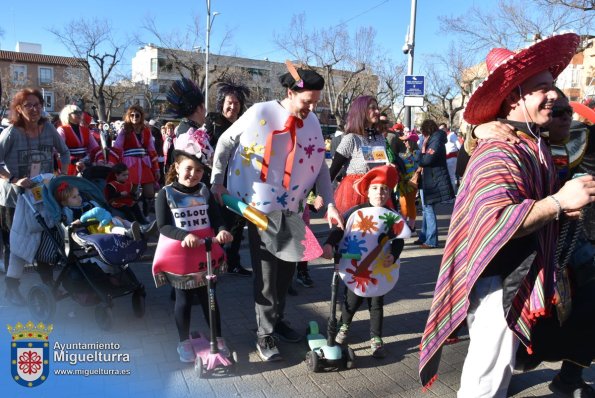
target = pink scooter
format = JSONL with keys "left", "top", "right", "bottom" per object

{"left": 189, "top": 238, "right": 237, "bottom": 377}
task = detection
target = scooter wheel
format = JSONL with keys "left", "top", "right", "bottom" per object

{"left": 343, "top": 346, "right": 356, "bottom": 369}
{"left": 306, "top": 350, "right": 320, "bottom": 372}
{"left": 195, "top": 356, "right": 204, "bottom": 378}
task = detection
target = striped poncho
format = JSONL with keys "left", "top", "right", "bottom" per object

{"left": 419, "top": 131, "right": 559, "bottom": 388}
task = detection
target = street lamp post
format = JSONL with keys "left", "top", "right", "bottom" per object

{"left": 403, "top": 0, "right": 417, "bottom": 130}
{"left": 205, "top": 0, "right": 220, "bottom": 114}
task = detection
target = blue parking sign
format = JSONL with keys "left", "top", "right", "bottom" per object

{"left": 404, "top": 75, "right": 425, "bottom": 96}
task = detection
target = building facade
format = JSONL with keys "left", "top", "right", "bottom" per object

{"left": 0, "top": 42, "right": 87, "bottom": 116}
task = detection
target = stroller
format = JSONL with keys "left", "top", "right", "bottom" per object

{"left": 25, "top": 175, "right": 147, "bottom": 330}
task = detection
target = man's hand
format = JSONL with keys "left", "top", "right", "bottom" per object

{"left": 555, "top": 175, "right": 595, "bottom": 218}
{"left": 474, "top": 121, "right": 520, "bottom": 144}
{"left": 211, "top": 183, "right": 229, "bottom": 206}
{"left": 326, "top": 205, "right": 344, "bottom": 229}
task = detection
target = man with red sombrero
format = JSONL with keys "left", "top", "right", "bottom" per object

{"left": 418, "top": 33, "right": 595, "bottom": 397}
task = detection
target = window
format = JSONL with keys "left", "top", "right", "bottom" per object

{"left": 151, "top": 58, "right": 158, "bottom": 74}
{"left": 39, "top": 67, "right": 53, "bottom": 85}
{"left": 43, "top": 91, "right": 54, "bottom": 112}
{"left": 11, "top": 65, "right": 27, "bottom": 83}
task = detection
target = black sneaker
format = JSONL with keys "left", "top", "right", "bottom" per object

{"left": 256, "top": 335, "right": 282, "bottom": 362}
{"left": 273, "top": 320, "right": 303, "bottom": 343}
{"left": 549, "top": 374, "right": 595, "bottom": 398}
{"left": 228, "top": 265, "right": 252, "bottom": 277}
{"left": 296, "top": 270, "right": 313, "bottom": 288}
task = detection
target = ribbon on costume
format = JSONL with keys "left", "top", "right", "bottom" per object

{"left": 259, "top": 115, "right": 303, "bottom": 189}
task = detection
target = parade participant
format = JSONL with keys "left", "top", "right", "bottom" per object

{"left": 471, "top": 90, "right": 595, "bottom": 398}
{"left": 329, "top": 96, "right": 390, "bottom": 215}
{"left": 210, "top": 62, "right": 342, "bottom": 361}
{"left": 205, "top": 81, "right": 252, "bottom": 277}
{"left": 397, "top": 131, "right": 420, "bottom": 231}
{"left": 113, "top": 105, "right": 160, "bottom": 211}
{"left": 413, "top": 119, "right": 454, "bottom": 249}
{"left": 55, "top": 182, "right": 142, "bottom": 240}
{"left": 152, "top": 125, "right": 232, "bottom": 363}
{"left": 419, "top": 33, "right": 595, "bottom": 397}
{"left": 322, "top": 165, "right": 410, "bottom": 358}
{"left": 162, "top": 122, "right": 177, "bottom": 173}
{"left": 0, "top": 88, "right": 70, "bottom": 305}
{"left": 104, "top": 163, "right": 146, "bottom": 223}
{"left": 57, "top": 104, "right": 99, "bottom": 175}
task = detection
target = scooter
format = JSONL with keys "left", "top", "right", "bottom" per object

{"left": 305, "top": 255, "right": 357, "bottom": 372}
{"left": 189, "top": 238, "right": 237, "bottom": 377}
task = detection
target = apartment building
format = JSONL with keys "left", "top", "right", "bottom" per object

{"left": 0, "top": 42, "right": 87, "bottom": 115}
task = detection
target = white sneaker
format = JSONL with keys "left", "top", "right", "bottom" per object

{"left": 256, "top": 336, "right": 282, "bottom": 362}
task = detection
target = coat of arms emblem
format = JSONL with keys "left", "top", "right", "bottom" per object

{"left": 8, "top": 321, "right": 53, "bottom": 387}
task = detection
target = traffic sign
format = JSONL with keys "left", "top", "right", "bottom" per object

{"left": 404, "top": 75, "right": 425, "bottom": 96}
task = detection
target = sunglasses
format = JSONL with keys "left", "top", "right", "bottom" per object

{"left": 130, "top": 113, "right": 142, "bottom": 118}
{"left": 71, "top": 111, "right": 82, "bottom": 116}
{"left": 552, "top": 106, "right": 573, "bottom": 118}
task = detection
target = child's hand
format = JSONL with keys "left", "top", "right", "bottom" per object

{"left": 215, "top": 230, "right": 233, "bottom": 245}
{"left": 322, "top": 244, "right": 334, "bottom": 259}
{"left": 313, "top": 195, "right": 324, "bottom": 211}
{"left": 383, "top": 255, "right": 395, "bottom": 268}
{"left": 181, "top": 234, "right": 202, "bottom": 248}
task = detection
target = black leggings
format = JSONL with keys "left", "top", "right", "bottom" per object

{"left": 340, "top": 287, "right": 384, "bottom": 338}
{"left": 174, "top": 286, "right": 221, "bottom": 342}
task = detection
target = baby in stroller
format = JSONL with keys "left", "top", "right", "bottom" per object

{"left": 27, "top": 175, "right": 149, "bottom": 329}
{"left": 54, "top": 181, "right": 143, "bottom": 240}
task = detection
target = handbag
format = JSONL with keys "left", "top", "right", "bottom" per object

{"left": 409, "top": 169, "right": 421, "bottom": 190}
{"left": 36, "top": 227, "right": 64, "bottom": 264}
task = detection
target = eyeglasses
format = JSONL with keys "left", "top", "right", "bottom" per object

{"left": 130, "top": 113, "right": 141, "bottom": 118}
{"left": 21, "top": 102, "right": 42, "bottom": 110}
{"left": 552, "top": 106, "right": 573, "bottom": 118}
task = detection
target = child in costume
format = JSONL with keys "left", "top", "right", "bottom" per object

{"left": 321, "top": 165, "right": 411, "bottom": 358}
{"left": 152, "top": 126, "right": 233, "bottom": 363}
{"left": 104, "top": 163, "right": 146, "bottom": 223}
{"left": 55, "top": 182, "right": 142, "bottom": 241}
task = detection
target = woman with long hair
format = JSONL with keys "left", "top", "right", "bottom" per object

{"left": 328, "top": 95, "right": 391, "bottom": 215}
{"left": 113, "top": 105, "right": 160, "bottom": 213}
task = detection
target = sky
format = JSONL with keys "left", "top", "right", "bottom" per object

{"left": 1, "top": 0, "right": 483, "bottom": 77}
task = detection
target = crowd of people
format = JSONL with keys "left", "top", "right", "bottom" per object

{"left": 0, "top": 32, "right": 594, "bottom": 398}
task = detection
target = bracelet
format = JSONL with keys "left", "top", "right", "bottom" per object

{"left": 548, "top": 195, "right": 562, "bottom": 221}
{"left": 327, "top": 203, "right": 336, "bottom": 208}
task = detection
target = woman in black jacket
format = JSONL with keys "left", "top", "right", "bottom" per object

{"left": 414, "top": 119, "right": 455, "bottom": 248}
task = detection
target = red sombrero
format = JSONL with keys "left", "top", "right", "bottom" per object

{"left": 464, "top": 33, "right": 580, "bottom": 125}
{"left": 354, "top": 165, "right": 399, "bottom": 198}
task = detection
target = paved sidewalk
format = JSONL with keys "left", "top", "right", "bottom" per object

{"left": 1, "top": 203, "right": 592, "bottom": 397}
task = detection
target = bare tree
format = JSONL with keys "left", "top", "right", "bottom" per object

{"left": 440, "top": 0, "right": 593, "bottom": 57}
{"left": 140, "top": 14, "right": 236, "bottom": 108}
{"left": 374, "top": 56, "right": 407, "bottom": 121}
{"left": 422, "top": 44, "right": 483, "bottom": 128}
{"left": 274, "top": 13, "right": 380, "bottom": 129}
{"left": 538, "top": 0, "right": 595, "bottom": 11}
{"left": 49, "top": 19, "right": 130, "bottom": 122}
{"left": 52, "top": 66, "right": 94, "bottom": 112}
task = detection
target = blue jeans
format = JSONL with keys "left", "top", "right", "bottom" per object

{"left": 419, "top": 190, "right": 438, "bottom": 247}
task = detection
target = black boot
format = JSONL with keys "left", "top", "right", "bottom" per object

{"left": 140, "top": 220, "right": 158, "bottom": 238}
{"left": 5, "top": 277, "right": 26, "bottom": 306}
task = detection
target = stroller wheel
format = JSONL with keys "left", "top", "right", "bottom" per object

{"left": 132, "top": 289, "right": 146, "bottom": 318}
{"left": 28, "top": 284, "right": 56, "bottom": 322}
{"left": 95, "top": 304, "right": 113, "bottom": 331}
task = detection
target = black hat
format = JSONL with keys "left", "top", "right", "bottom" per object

{"left": 279, "top": 61, "right": 324, "bottom": 91}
